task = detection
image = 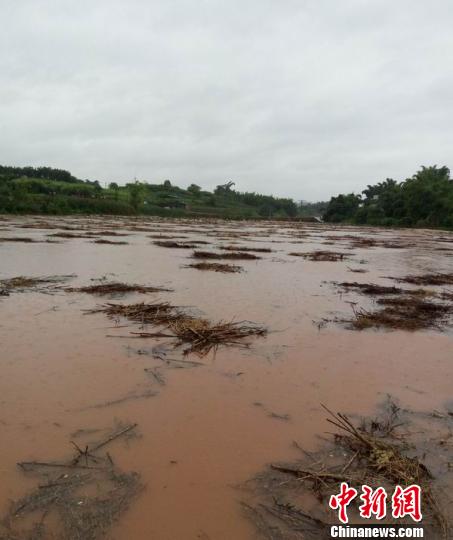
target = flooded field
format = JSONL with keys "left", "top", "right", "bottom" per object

{"left": 1, "top": 215, "right": 452, "bottom": 539}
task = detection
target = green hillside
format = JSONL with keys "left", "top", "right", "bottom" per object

{"left": 0, "top": 165, "right": 323, "bottom": 219}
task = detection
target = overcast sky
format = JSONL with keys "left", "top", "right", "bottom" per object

{"left": 1, "top": 1, "right": 452, "bottom": 201}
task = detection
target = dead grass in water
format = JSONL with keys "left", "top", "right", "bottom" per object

{"left": 87, "top": 301, "right": 178, "bottom": 325}
{"left": 87, "top": 302, "right": 266, "bottom": 356}
{"left": 148, "top": 234, "right": 189, "bottom": 239}
{"left": 350, "top": 237, "right": 378, "bottom": 248}
{"left": 168, "top": 318, "right": 267, "bottom": 356}
{"left": 219, "top": 245, "right": 272, "bottom": 253}
{"left": 0, "top": 236, "right": 36, "bottom": 243}
{"left": 0, "top": 423, "right": 143, "bottom": 540}
{"left": 290, "top": 250, "right": 351, "bottom": 261}
{"left": 347, "top": 266, "right": 368, "bottom": 274}
{"left": 0, "top": 274, "right": 75, "bottom": 294}
{"left": 192, "top": 250, "right": 261, "bottom": 260}
{"left": 244, "top": 400, "right": 449, "bottom": 539}
{"left": 185, "top": 262, "right": 243, "bottom": 273}
{"left": 337, "top": 282, "right": 405, "bottom": 295}
{"left": 92, "top": 239, "right": 129, "bottom": 245}
{"left": 351, "top": 296, "right": 452, "bottom": 331}
{"left": 67, "top": 282, "right": 173, "bottom": 295}
{"left": 153, "top": 240, "right": 199, "bottom": 249}
{"left": 390, "top": 273, "right": 453, "bottom": 286}
{"left": 381, "top": 241, "right": 415, "bottom": 249}
{"left": 331, "top": 277, "right": 453, "bottom": 331}
{"left": 86, "top": 230, "right": 129, "bottom": 237}
{"left": 48, "top": 232, "right": 93, "bottom": 239}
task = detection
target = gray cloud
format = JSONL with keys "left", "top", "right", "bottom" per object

{"left": 1, "top": 0, "right": 452, "bottom": 200}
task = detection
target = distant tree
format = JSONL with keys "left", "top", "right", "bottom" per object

{"left": 412, "top": 165, "right": 450, "bottom": 183}
{"left": 0, "top": 165, "right": 79, "bottom": 183}
{"left": 109, "top": 182, "right": 120, "bottom": 200}
{"left": 163, "top": 180, "right": 172, "bottom": 189}
{"left": 127, "top": 182, "right": 145, "bottom": 211}
{"left": 258, "top": 203, "right": 274, "bottom": 218}
{"left": 215, "top": 181, "right": 235, "bottom": 195}
{"left": 323, "top": 193, "right": 361, "bottom": 222}
{"left": 402, "top": 165, "right": 452, "bottom": 226}
{"left": 187, "top": 183, "right": 201, "bottom": 195}
{"left": 91, "top": 180, "right": 102, "bottom": 197}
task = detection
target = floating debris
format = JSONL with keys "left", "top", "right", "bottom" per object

{"left": 74, "top": 389, "right": 157, "bottom": 411}
{"left": 349, "top": 237, "right": 378, "bottom": 248}
{"left": 67, "top": 282, "right": 172, "bottom": 295}
{"left": 0, "top": 274, "right": 75, "bottom": 293}
{"left": 390, "top": 272, "right": 453, "bottom": 286}
{"left": 381, "top": 241, "right": 414, "bottom": 249}
{"left": 347, "top": 266, "right": 368, "bottom": 273}
{"left": 219, "top": 245, "right": 272, "bottom": 253}
{"left": 350, "top": 296, "right": 452, "bottom": 331}
{"left": 336, "top": 282, "right": 405, "bottom": 295}
{"left": 1, "top": 423, "right": 143, "bottom": 540}
{"left": 153, "top": 240, "right": 199, "bottom": 248}
{"left": 49, "top": 232, "right": 93, "bottom": 239}
{"left": 92, "top": 239, "right": 129, "bottom": 245}
{"left": 87, "top": 230, "right": 129, "bottom": 237}
{"left": 253, "top": 401, "right": 291, "bottom": 421}
{"left": 145, "top": 367, "right": 166, "bottom": 385}
{"left": 289, "top": 250, "right": 351, "bottom": 261}
{"left": 192, "top": 250, "right": 261, "bottom": 260}
{"left": 337, "top": 281, "right": 435, "bottom": 297}
{"left": 87, "top": 302, "right": 180, "bottom": 325}
{"left": 0, "top": 236, "right": 36, "bottom": 243}
{"left": 87, "top": 302, "right": 267, "bottom": 356}
{"left": 440, "top": 290, "right": 453, "bottom": 301}
{"left": 148, "top": 234, "right": 189, "bottom": 239}
{"left": 168, "top": 318, "right": 267, "bottom": 356}
{"left": 185, "top": 262, "right": 243, "bottom": 273}
{"left": 244, "top": 400, "right": 449, "bottom": 539}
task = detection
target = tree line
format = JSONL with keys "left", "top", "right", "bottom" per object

{"left": 323, "top": 166, "right": 453, "bottom": 228}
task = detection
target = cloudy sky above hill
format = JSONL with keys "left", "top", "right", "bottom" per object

{"left": 1, "top": 0, "right": 452, "bottom": 200}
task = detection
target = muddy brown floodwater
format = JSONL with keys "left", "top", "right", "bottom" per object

{"left": 0, "top": 215, "right": 452, "bottom": 539}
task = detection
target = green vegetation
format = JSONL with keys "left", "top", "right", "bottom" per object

{"left": 0, "top": 165, "right": 323, "bottom": 219}
{"left": 323, "top": 165, "right": 453, "bottom": 228}
{"left": 3, "top": 163, "right": 450, "bottom": 227}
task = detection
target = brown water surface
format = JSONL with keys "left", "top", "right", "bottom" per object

{"left": 1, "top": 216, "right": 452, "bottom": 539}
